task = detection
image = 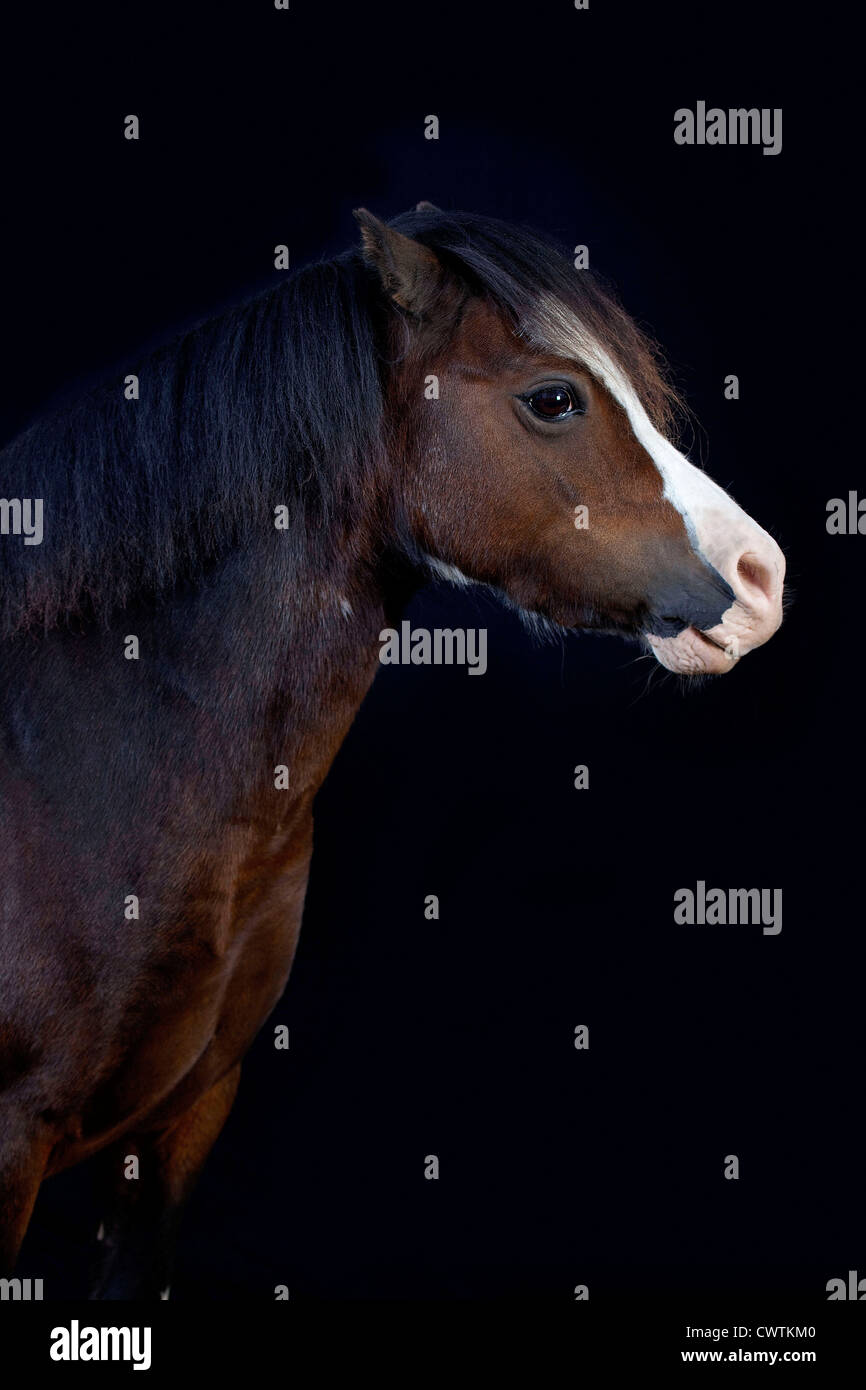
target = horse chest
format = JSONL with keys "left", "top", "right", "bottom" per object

{"left": 128, "top": 858, "right": 310, "bottom": 1113}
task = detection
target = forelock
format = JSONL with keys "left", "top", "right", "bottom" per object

{"left": 396, "top": 206, "right": 685, "bottom": 441}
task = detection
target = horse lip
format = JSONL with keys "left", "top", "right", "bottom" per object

{"left": 692, "top": 627, "right": 728, "bottom": 652}
{"left": 644, "top": 622, "right": 743, "bottom": 676}
{"left": 644, "top": 623, "right": 732, "bottom": 654}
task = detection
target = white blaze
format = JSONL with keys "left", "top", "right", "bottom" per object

{"left": 530, "top": 295, "right": 779, "bottom": 588}
{"left": 528, "top": 295, "right": 785, "bottom": 673}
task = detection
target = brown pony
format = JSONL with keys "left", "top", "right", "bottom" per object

{"left": 0, "top": 205, "right": 784, "bottom": 1297}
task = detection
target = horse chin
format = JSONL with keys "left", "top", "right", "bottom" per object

{"left": 644, "top": 626, "right": 739, "bottom": 677}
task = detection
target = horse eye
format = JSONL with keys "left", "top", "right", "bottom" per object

{"left": 523, "top": 385, "right": 582, "bottom": 421}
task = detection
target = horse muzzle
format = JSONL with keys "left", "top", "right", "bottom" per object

{"left": 645, "top": 532, "right": 786, "bottom": 676}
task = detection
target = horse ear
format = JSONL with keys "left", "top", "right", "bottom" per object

{"left": 353, "top": 208, "right": 445, "bottom": 317}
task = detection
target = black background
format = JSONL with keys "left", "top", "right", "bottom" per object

{"left": 4, "top": 1, "right": 863, "bottom": 1301}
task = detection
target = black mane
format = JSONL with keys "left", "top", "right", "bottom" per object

{"left": 0, "top": 253, "right": 385, "bottom": 637}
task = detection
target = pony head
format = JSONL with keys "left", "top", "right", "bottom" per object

{"left": 357, "top": 205, "right": 785, "bottom": 676}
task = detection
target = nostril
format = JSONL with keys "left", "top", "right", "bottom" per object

{"left": 736, "top": 550, "right": 777, "bottom": 605}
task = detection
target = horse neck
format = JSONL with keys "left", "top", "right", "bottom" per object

{"left": 177, "top": 528, "right": 391, "bottom": 802}
{"left": 156, "top": 475, "right": 430, "bottom": 818}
